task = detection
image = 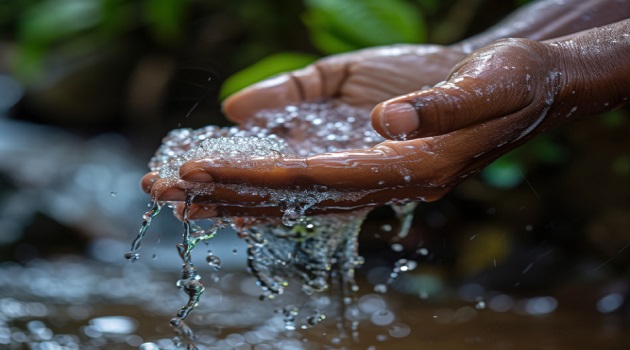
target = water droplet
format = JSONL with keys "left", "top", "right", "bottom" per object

{"left": 110, "top": 191, "right": 117, "bottom": 197}
{"left": 388, "top": 323, "right": 411, "bottom": 338}
{"left": 139, "top": 342, "right": 160, "bottom": 350}
{"left": 124, "top": 252, "right": 139, "bottom": 262}
{"left": 206, "top": 254, "right": 222, "bottom": 271}
{"left": 306, "top": 311, "right": 326, "bottom": 326}
{"left": 597, "top": 293, "right": 624, "bottom": 313}
{"left": 281, "top": 207, "right": 302, "bottom": 227}
{"left": 374, "top": 284, "right": 388, "bottom": 294}
{"left": 390, "top": 243, "right": 404, "bottom": 252}
{"left": 394, "top": 258, "right": 417, "bottom": 272}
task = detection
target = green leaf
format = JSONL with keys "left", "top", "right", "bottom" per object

{"left": 220, "top": 52, "right": 319, "bottom": 100}
{"left": 303, "top": 0, "right": 426, "bottom": 54}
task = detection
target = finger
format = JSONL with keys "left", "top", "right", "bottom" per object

{"left": 179, "top": 94, "right": 546, "bottom": 210}
{"left": 141, "top": 172, "right": 159, "bottom": 193}
{"left": 149, "top": 178, "right": 273, "bottom": 206}
{"left": 222, "top": 61, "right": 349, "bottom": 123}
{"left": 178, "top": 143, "right": 428, "bottom": 190}
{"left": 371, "top": 40, "right": 539, "bottom": 140}
{"left": 172, "top": 202, "right": 282, "bottom": 221}
{"left": 149, "top": 177, "right": 405, "bottom": 217}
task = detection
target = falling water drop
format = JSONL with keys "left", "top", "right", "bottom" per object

{"left": 206, "top": 254, "right": 222, "bottom": 271}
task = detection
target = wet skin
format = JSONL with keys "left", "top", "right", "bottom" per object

{"left": 142, "top": 2, "right": 630, "bottom": 219}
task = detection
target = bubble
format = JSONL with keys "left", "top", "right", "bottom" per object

{"left": 388, "top": 323, "right": 411, "bottom": 338}
{"left": 370, "top": 310, "right": 395, "bottom": 326}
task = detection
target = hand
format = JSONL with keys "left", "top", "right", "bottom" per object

{"left": 221, "top": 44, "right": 466, "bottom": 123}
{"left": 146, "top": 20, "right": 630, "bottom": 219}
{"left": 142, "top": 43, "right": 467, "bottom": 214}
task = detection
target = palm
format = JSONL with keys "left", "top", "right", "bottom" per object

{"left": 222, "top": 44, "right": 465, "bottom": 124}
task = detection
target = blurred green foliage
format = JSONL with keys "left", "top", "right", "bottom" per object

{"left": 481, "top": 135, "right": 568, "bottom": 188}
{"left": 12, "top": 0, "right": 186, "bottom": 82}
{"left": 220, "top": 0, "right": 426, "bottom": 99}
{"left": 303, "top": 0, "right": 426, "bottom": 54}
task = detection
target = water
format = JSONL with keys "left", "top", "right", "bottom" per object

{"left": 125, "top": 202, "right": 163, "bottom": 262}
{"left": 130, "top": 101, "right": 413, "bottom": 347}
{"left": 1, "top": 259, "right": 628, "bottom": 349}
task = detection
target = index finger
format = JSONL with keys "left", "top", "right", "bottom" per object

{"left": 223, "top": 62, "right": 342, "bottom": 123}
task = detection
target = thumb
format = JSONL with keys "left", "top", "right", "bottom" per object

{"left": 371, "top": 39, "right": 547, "bottom": 140}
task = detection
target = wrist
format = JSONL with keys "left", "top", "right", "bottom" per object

{"left": 544, "top": 24, "right": 630, "bottom": 127}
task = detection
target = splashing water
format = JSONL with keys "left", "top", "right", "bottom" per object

{"left": 125, "top": 202, "right": 163, "bottom": 262}
{"left": 129, "top": 101, "right": 419, "bottom": 344}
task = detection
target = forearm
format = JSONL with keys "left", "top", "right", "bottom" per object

{"left": 455, "top": 0, "right": 630, "bottom": 53}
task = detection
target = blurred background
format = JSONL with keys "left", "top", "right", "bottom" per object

{"left": 0, "top": 0, "right": 629, "bottom": 349}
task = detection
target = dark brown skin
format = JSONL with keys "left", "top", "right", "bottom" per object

{"left": 142, "top": 1, "right": 630, "bottom": 220}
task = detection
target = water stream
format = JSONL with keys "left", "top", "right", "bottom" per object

{"left": 126, "top": 102, "right": 424, "bottom": 348}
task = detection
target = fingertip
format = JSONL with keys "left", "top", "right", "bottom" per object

{"left": 150, "top": 179, "right": 188, "bottom": 201}
{"left": 174, "top": 203, "right": 218, "bottom": 221}
{"left": 371, "top": 100, "right": 421, "bottom": 140}
{"left": 180, "top": 163, "right": 213, "bottom": 182}
{"left": 141, "top": 172, "right": 159, "bottom": 193}
{"left": 222, "top": 74, "right": 301, "bottom": 123}
{"left": 156, "top": 188, "right": 188, "bottom": 202}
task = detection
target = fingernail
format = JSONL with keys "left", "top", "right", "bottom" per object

{"left": 157, "top": 188, "right": 187, "bottom": 201}
{"left": 378, "top": 102, "right": 420, "bottom": 139}
{"left": 188, "top": 204, "right": 218, "bottom": 220}
{"left": 140, "top": 172, "right": 159, "bottom": 193}
{"left": 180, "top": 169, "right": 213, "bottom": 182}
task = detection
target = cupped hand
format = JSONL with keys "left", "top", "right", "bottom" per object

{"left": 222, "top": 44, "right": 466, "bottom": 123}
{"left": 145, "top": 20, "right": 630, "bottom": 220}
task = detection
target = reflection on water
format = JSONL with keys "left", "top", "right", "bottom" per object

{"left": 1, "top": 257, "right": 629, "bottom": 349}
